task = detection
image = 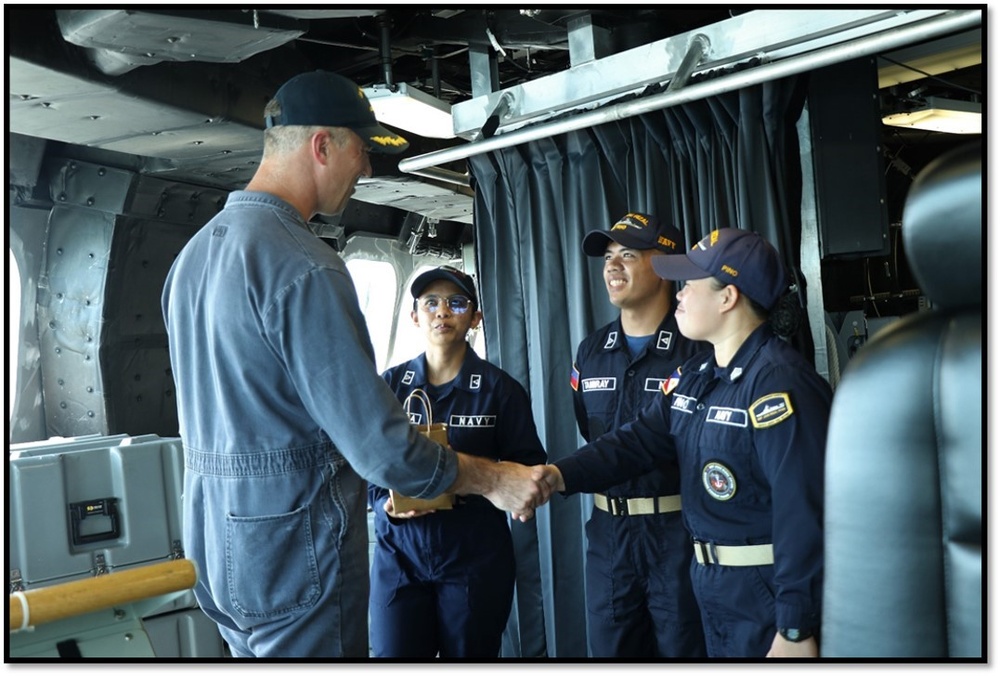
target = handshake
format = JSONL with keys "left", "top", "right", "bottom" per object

{"left": 452, "top": 455, "right": 567, "bottom": 522}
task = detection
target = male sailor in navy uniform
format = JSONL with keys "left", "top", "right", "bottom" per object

{"left": 542, "top": 228, "right": 832, "bottom": 658}
{"left": 369, "top": 266, "right": 547, "bottom": 658}
{"left": 571, "top": 212, "right": 707, "bottom": 658}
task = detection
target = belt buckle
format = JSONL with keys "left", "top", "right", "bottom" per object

{"left": 609, "top": 496, "right": 629, "bottom": 517}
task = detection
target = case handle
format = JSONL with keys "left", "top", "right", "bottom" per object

{"left": 68, "top": 497, "right": 121, "bottom": 546}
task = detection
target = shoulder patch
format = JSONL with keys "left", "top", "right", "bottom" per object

{"left": 661, "top": 366, "right": 682, "bottom": 395}
{"left": 570, "top": 364, "right": 580, "bottom": 391}
{"left": 750, "top": 392, "right": 794, "bottom": 428}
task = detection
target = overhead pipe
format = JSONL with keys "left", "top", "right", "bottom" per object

{"left": 407, "top": 165, "right": 472, "bottom": 188}
{"left": 378, "top": 14, "right": 394, "bottom": 88}
{"left": 666, "top": 34, "right": 711, "bottom": 93}
{"left": 399, "top": 9, "right": 980, "bottom": 174}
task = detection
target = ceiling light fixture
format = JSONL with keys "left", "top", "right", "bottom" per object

{"left": 881, "top": 96, "right": 981, "bottom": 134}
{"left": 364, "top": 83, "right": 456, "bottom": 139}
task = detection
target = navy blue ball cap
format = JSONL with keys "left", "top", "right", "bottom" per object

{"left": 410, "top": 266, "right": 478, "bottom": 309}
{"left": 582, "top": 212, "right": 684, "bottom": 256}
{"left": 651, "top": 228, "right": 788, "bottom": 310}
{"left": 265, "top": 70, "right": 409, "bottom": 154}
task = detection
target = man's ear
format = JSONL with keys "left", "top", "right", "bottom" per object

{"left": 310, "top": 130, "right": 330, "bottom": 163}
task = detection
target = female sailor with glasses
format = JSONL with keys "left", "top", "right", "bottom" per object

{"left": 368, "top": 266, "right": 548, "bottom": 659}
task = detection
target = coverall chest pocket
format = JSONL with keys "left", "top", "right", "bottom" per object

{"left": 696, "top": 405, "right": 758, "bottom": 506}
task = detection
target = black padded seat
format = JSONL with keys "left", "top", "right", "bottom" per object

{"left": 821, "top": 142, "right": 982, "bottom": 658}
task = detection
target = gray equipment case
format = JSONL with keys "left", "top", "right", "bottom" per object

{"left": 8, "top": 434, "right": 188, "bottom": 607}
{"left": 8, "top": 434, "right": 228, "bottom": 658}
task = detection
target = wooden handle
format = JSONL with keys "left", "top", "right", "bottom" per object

{"left": 9, "top": 558, "right": 197, "bottom": 632}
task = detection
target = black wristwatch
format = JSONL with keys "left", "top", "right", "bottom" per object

{"left": 778, "top": 627, "right": 814, "bottom": 642}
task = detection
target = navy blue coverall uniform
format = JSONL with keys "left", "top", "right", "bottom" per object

{"left": 571, "top": 312, "right": 707, "bottom": 657}
{"left": 369, "top": 349, "right": 547, "bottom": 658}
{"left": 558, "top": 324, "right": 832, "bottom": 657}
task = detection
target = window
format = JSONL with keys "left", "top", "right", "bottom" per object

{"left": 345, "top": 258, "right": 397, "bottom": 373}
{"left": 9, "top": 248, "right": 21, "bottom": 422}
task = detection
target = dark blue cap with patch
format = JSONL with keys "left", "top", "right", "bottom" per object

{"left": 265, "top": 70, "right": 409, "bottom": 154}
{"left": 411, "top": 266, "right": 479, "bottom": 310}
{"left": 582, "top": 212, "right": 684, "bottom": 256}
{"left": 651, "top": 228, "right": 788, "bottom": 310}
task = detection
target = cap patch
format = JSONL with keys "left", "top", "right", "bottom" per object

{"left": 702, "top": 461, "right": 737, "bottom": 500}
{"left": 611, "top": 212, "right": 650, "bottom": 231}
{"left": 750, "top": 392, "right": 794, "bottom": 428}
{"left": 657, "top": 235, "right": 679, "bottom": 251}
{"left": 371, "top": 134, "right": 408, "bottom": 148}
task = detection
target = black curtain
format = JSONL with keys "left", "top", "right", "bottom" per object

{"left": 472, "top": 75, "right": 809, "bottom": 657}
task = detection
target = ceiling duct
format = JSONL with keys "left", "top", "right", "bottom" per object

{"left": 55, "top": 9, "right": 307, "bottom": 75}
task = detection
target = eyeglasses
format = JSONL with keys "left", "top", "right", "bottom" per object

{"left": 418, "top": 295, "right": 472, "bottom": 314}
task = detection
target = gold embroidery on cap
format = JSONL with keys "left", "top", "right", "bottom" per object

{"left": 371, "top": 135, "right": 408, "bottom": 147}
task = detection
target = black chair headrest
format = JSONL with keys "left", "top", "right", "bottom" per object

{"left": 901, "top": 141, "right": 982, "bottom": 311}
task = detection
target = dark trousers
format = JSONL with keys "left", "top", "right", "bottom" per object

{"left": 690, "top": 561, "right": 777, "bottom": 657}
{"left": 584, "top": 509, "right": 706, "bottom": 658}
{"left": 369, "top": 518, "right": 515, "bottom": 659}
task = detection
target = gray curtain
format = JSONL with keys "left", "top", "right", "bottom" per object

{"left": 474, "top": 74, "right": 809, "bottom": 657}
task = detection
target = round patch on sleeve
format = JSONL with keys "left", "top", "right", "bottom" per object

{"left": 750, "top": 392, "right": 794, "bottom": 428}
{"left": 702, "top": 461, "right": 737, "bottom": 501}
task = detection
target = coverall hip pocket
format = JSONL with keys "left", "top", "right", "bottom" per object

{"left": 225, "top": 503, "right": 321, "bottom": 619}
